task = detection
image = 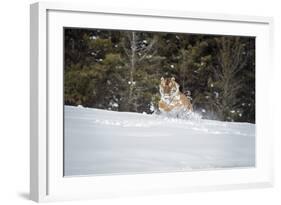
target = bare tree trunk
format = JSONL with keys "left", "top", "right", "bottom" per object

{"left": 122, "top": 31, "right": 157, "bottom": 111}
{"left": 180, "top": 49, "right": 187, "bottom": 92}
{"left": 215, "top": 37, "right": 248, "bottom": 121}
{"left": 128, "top": 32, "right": 136, "bottom": 108}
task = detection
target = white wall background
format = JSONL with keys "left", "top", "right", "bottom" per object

{"left": 0, "top": 0, "right": 280, "bottom": 204}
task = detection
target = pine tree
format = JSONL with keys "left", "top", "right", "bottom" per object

{"left": 121, "top": 31, "right": 157, "bottom": 111}
{"left": 210, "top": 36, "right": 250, "bottom": 121}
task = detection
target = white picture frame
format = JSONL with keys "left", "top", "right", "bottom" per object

{"left": 30, "top": 1, "right": 274, "bottom": 202}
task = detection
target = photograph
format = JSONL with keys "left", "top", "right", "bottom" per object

{"left": 63, "top": 28, "right": 255, "bottom": 177}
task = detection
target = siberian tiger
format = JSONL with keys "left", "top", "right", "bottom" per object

{"left": 158, "top": 77, "right": 193, "bottom": 117}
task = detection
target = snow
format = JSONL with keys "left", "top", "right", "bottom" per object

{"left": 109, "top": 101, "right": 119, "bottom": 108}
{"left": 214, "top": 91, "right": 219, "bottom": 98}
{"left": 128, "top": 81, "right": 136, "bottom": 85}
{"left": 90, "top": 35, "right": 97, "bottom": 40}
{"left": 64, "top": 105, "right": 255, "bottom": 176}
{"left": 149, "top": 103, "right": 155, "bottom": 112}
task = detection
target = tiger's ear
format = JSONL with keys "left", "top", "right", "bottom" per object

{"left": 171, "top": 77, "right": 175, "bottom": 81}
{"left": 161, "top": 77, "right": 164, "bottom": 81}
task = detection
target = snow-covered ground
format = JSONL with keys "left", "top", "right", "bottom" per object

{"left": 64, "top": 105, "right": 255, "bottom": 176}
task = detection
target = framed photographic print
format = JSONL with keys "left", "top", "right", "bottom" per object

{"left": 30, "top": 2, "right": 274, "bottom": 202}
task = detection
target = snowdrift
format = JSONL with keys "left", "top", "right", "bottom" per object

{"left": 64, "top": 105, "right": 255, "bottom": 176}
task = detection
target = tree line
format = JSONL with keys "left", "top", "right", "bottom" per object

{"left": 64, "top": 28, "right": 255, "bottom": 123}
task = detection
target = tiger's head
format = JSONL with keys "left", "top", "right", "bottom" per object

{"left": 159, "top": 77, "right": 180, "bottom": 101}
